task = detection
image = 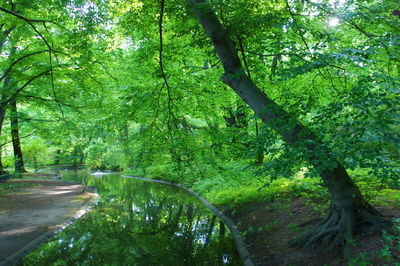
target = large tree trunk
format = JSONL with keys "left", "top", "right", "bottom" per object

{"left": 10, "top": 99, "right": 26, "bottom": 174}
{"left": 188, "top": 0, "right": 389, "bottom": 249}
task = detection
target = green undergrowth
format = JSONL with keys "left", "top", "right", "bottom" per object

{"left": 347, "top": 218, "right": 400, "bottom": 265}
{"left": 125, "top": 162, "right": 400, "bottom": 209}
{"left": 125, "top": 161, "right": 400, "bottom": 265}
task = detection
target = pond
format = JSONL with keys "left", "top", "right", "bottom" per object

{"left": 21, "top": 167, "right": 241, "bottom": 265}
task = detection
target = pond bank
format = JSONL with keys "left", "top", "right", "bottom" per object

{"left": 0, "top": 179, "right": 97, "bottom": 265}
{"left": 122, "top": 175, "right": 254, "bottom": 266}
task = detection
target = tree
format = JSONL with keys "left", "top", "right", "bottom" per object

{"left": 24, "top": 136, "right": 49, "bottom": 171}
{"left": 0, "top": 0, "right": 119, "bottom": 170}
{"left": 187, "top": 0, "right": 389, "bottom": 249}
{"left": 0, "top": 16, "right": 15, "bottom": 174}
{"left": 10, "top": 98, "right": 26, "bottom": 173}
{"left": 0, "top": 0, "right": 396, "bottom": 252}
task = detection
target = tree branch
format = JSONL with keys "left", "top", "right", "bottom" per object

{"left": 0, "top": 50, "right": 48, "bottom": 83}
{"left": 0, "top": 6, "right": 66, "bottom": 29}
{"left": 159, "top": 0, "right": 174, "bottom": 117}
{"left": 19, "top": 94, "right": 75, "bottom": 108}
{"left": 0, "top": 25, "right": 16, "bottom": 52}
{"left": 0, "top": 6, "right": 48, "bottom": 23}
{"left": 159, "top": 0, "right": 181, "bottom": 172}
{"left": 1, "top": 70, "right": 50, "bottom": 107}
{"left": 244, "top": 50, "right": 307, "bottom": 61}
{"left": 0, "top": 131, "right": 34, "bottom": 148}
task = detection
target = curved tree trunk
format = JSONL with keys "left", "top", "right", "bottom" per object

{"left": 188, "top": 0, "right": 389, "bottom": 249}
{"left": 10, "top": 99, "right": 26, "bottom": 174}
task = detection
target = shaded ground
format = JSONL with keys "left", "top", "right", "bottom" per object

{"left": 0, "top": 179, "right": 97, "bottom": 263}
{"left": 21, "top": 172, "right": 61, "bottom": 179}
{"left": 223, "top": 199, "right": 400, "bottom": 265}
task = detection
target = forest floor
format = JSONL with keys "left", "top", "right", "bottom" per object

{"left": 0, "top": 178, "right": 97, "bottom": 264}
{"left": 222, "top": 198, "right": 400, "bottom": 265}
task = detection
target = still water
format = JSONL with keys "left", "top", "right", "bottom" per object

{"left": 22, "top": 167, "right": 241, "bottom": 265}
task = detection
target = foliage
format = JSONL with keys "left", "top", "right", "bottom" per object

{"left": 23, "top": 137, "right": 52, "bottom": 169}
{"left": 0, "top": 0, "right": 397, "bottom": 185}
{"left": 0, "top": 0, "right": 398, "bottom": 261}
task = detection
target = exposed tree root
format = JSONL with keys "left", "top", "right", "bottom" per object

{"left": 291, "top": 203, "right": 392, "bottom": 251}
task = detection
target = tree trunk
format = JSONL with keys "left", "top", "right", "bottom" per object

{"left": 72, "top": 146, "right": 78, "bottom": 167}
{"left": 188, "top": 0, "right": 389, "bottom": 249}
{"left": 10, "top": 99, "right": 26, "bottom": 174}
{"left": 255, "top": 122, "right": 264, "bottom": 165}
{"left": 205, "top": 215, "right": 216, "bottom": 247}
{"left": 1, "top": 46, "right": 16, "bottom": 174}
{"left": 33, "top": 156, "right": 38, "bottom": 172}
{"left": 0, "top": 98, "right": 7, "bottom": 174}
{"left": 219, "top": 221, "right": 225, "bottom": 238}
{"left": 119, "top": 122, "right": 134, "bottom": 167}
{"left": 80, "top": 152, "right": 85, "bottom": 164}
{"left": 54, "top": 149, "right": 61, "bottom": 165}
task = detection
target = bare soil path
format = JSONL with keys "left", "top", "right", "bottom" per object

{"left": 0, "top": 179, "right": 97, "bottom": 265}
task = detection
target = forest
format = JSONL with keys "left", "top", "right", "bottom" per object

{"left": 0, "top": 0, "right": 399, "bottom": 265}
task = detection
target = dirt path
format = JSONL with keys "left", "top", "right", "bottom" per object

{"left": 0, "top": 179, "right": 97, "bottom": 265}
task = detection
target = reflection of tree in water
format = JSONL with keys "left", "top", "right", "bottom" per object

{"left": 23, "top": 175, "right": 240, "bottom": 265}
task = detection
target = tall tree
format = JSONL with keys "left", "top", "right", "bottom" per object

{"left": 187, "top": 0, "right": 389, "bottom": 249}
{"left": 0, "top": 19, "right": 15, "bottom": 174}
{"left": 10, "top": 98, "right": 26, "bottom": 173}
{"left": 0, "top": 74, "right": 10, "bottom": 174}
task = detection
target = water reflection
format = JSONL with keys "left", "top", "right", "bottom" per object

{"left": 22, "top": 174, "right": 241, "bottom": 265}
